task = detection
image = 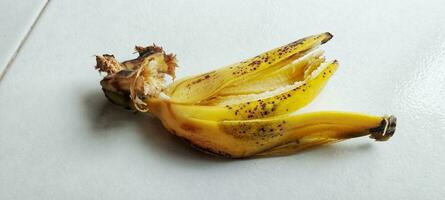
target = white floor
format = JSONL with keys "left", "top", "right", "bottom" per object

{"left": 0, "top": 0, "right": 48, "bottom": 76}
{"left": 1, "top": 0, "right": 445, "bottom": 199}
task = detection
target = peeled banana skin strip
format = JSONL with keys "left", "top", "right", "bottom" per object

{"left": 202, "top": 50, "right": 326, "bottom": 105}
{"left": 95, "top": 32, "right": 397, "bottom": 158}
{"left": 216, "top": 49, "right": 325, "bottom": 97}
{"left": 148, "top": 100, "right": 396, "bottom": 158}
{"left": 165, "top": 33, "right": 333, "bottom": 104}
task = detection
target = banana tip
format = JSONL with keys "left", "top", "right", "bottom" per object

{"left": 321, "top": 32, "right": 333, "bottom": 44}
{"left": 369, "top": 115, "right": 397, "bottom": 141}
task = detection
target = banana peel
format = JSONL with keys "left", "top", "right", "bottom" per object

{"left": 95, "top": 32, "right": 396, "bottom": 158}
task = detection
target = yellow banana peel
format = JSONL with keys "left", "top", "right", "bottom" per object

{"left": 95, "top": 32, "right": 396, "bottom": 158}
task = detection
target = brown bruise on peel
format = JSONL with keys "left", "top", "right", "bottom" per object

{"left": 219, "top": 120, "right": 287, "bottom": 147}
{"left": 180, "top": 123, "right": 201, "bottom": 133}
{"left": 222, "top": 95, "right": 284, "bottom": 120}
{"left": 178, "top": 137, "right": 234, "bottom": 158}
{"left": 163, "top": 125, "right": 235, "bottom": 158}
{"left": 224, "top": 98, "right": 280, "bottom": 120}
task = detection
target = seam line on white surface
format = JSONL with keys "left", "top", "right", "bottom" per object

{"left": 0, "top": 0, "right": 51, "bottom": 82}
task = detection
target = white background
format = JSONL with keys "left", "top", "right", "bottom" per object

{"left": 0, "top": 0, "right": 47, "bottom": 75}
{"left": 1, "top": 0, "right": 444, "bottom": 199}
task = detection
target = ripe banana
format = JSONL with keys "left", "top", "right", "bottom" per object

{"left": 95, "top": 32, "right": 396, "bottom": 158}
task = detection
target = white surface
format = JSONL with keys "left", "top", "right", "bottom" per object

{"left": 0, "top": 0, "right": 47, "bottom": 76}
{"left": 1, "top": 0, "right": 445, "bottom": 199}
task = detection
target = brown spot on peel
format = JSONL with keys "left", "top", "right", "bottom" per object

{"left": 180, "top": 123, "right": 201, "bottom": 133}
